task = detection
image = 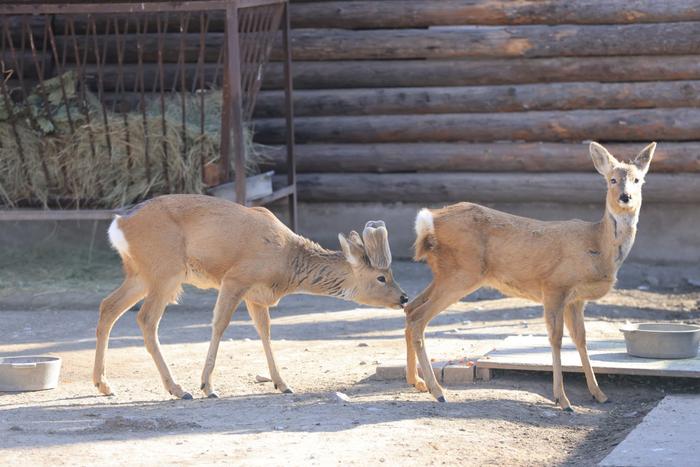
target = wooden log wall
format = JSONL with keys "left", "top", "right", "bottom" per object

{"left": 255, "top": 0, "right": 700, "bottom": 204}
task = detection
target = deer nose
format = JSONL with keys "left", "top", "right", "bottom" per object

{"left": 619, "top": 193, "right": 631, "bottom": 203}
{"left": 400, "top": 294, "right": 409, "bottom": 305}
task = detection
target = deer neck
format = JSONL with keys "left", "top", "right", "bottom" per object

{"left": 288, "top": 240, "right": 356, "bottom": 299}
{"left": 601, "top": 205, "right": 639, "bottom": 270}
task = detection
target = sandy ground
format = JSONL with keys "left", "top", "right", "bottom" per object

{"left": 1, "top": 260, "right": 699, "bottom": 466}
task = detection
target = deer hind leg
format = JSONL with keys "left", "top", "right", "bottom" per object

{"left": 544, "top": 293, "right": 572, "bottom": 411}
{"left": 136, "top": 280, "right": 189, "bottom": 399}
{"left": 93, "top": 277, "right": 146, "bottom": 396}
{"left": 406, "top": 279, "right": 479, "bottom": 402}
{"left": 246, "top": 301, "right": 292, "bottom": 394}
{"left": 565, "top": 301, "right": 608, "bottom": 403}
{"left": 200, "top": 281, "right": 246, "bottom": 398}
{"left": 404, "top": 282, "right": 435, "bottom": 392}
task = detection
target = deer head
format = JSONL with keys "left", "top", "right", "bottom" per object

{"left": 338, "top": 220, "right": 407, "bottom": 309}
{"left": 590, "top": 142, "right": 655, "bottom": 216}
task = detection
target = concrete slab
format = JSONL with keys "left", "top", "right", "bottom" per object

{"left": 375, "top": 360, "right": 476, "bottom": 384}
{"left": 477, "top": 335, "right": 700, "bottom": 378}
{"left": 600, "top": 395, "right": 700, "bottom": 467}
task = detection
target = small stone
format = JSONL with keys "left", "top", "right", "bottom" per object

{"left": 332, "top": 391, "right": 351, "bottom": 403}
{"left": 243, "top": 338, "right": 251, "bottom": 342}
{"left": 687, "top": 277, "right": 700, "bottom": 288}
{"left": 359, "top": 361, "right": 367, "bottom": 365}
{"left": 274, "top": 425, "right": 286, "bottom": 431}
{"left": 358, "top": 343, "right": 369, "bottom": 347}
{"left": 622, "top": 411, "right": 638, "bottom": 418}
{"left": 8, "top": 426, "right": 23, "bottom": 432}
{"left": 255, "top": 375, "right": 272, "bottom": 383}
{"left": 637, "top": 284, "right": 650, "bottom": 291}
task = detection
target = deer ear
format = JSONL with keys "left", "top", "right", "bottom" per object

{"left": 338, "top": 233, "right": 364, "bottom": 267}
{"left": 362, "top": 220, "right": 392, "bottom": 269}
{"left": 633, "top": 142, "right": 656, "bottom": 175}
{"left": 589, "top": 142, "right": 617, "bottom": 176}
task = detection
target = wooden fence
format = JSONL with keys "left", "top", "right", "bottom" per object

{"left": 257, "top": 0, "right": 700, "bottom": 204}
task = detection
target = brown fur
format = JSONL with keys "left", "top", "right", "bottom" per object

{"left": 405, "top": 142, "right": 656, "bottom": 410}
{"left": 93, "top": 194, "right": 406, "bottom": 399}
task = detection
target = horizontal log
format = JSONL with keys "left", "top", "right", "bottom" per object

{"left": 284, "top": 173, "right": 700, "bottom": 204}
{"left": 291, "top": 0, "right": 700, "bottom": 29}
{"left": 255, "top": 81, "right": 700, "bottom": 117}
{"left": 47, "top": 22, "right": 700, "bottom": 63}
{"left": 253, "top": 108, "right": 700, "bottom": 144}
{"left": 260, "top": 143, "right": 700, "bottom": 173}
{"left": 271, "top": 23, "right": 700, "bottom": 61}
{"left": 261, "top": 56, "right": 700, "bottom": 89}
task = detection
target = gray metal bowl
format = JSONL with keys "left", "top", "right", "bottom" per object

{"left": 0, "top": 356, "right": 61, "bottom": 391}
{"left": 620, "top": 323, "right": 700, "bottom": 359}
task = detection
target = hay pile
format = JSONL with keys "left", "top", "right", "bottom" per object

{"left": 0, "top": 72, "right": 260, "bottom": 208}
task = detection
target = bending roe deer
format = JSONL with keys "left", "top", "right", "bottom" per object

{"left": 404, "top": 142, "right": 656, "bottom": 411}
{"left": 94, "top": 194, "right": 407, "bottom": 399}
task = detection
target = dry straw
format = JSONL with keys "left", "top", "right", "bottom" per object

{"left": 0, "top": 72, "right": 260, "bottom": 208}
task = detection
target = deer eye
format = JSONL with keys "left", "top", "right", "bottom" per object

{"left": 634, "top": 178, "right": 640, "bottom": 184}
{"left": 610, "top": 178, "right": 617, "bottom": 184}
{"left": 376, "top": 276, "right": 386, "bottom": 284}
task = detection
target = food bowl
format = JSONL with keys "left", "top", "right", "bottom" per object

{"left": 620, "top": 323, "right": 700, "bottom": 359}
{"left": 0, "top": 356, "right": 61, "bottom": 391}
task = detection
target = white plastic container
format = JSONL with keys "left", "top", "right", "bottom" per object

{"left": 0, "top": 356, "right": 61, "bottom": 391}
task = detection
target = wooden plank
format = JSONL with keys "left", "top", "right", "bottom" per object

{"left": 259, "top": 142, "right": 700, "bottom": 174}
{"left": 0, "top": 209, "right": 116, "bottom": 221}
{"left": 269, "top": 23, "right": 700, "bottom": 61}
{"left": 476, "top": 336, "right": 700, "bottom": 378}
{"left": 262, "top": 56, "right": 700, "bottom": 90}
{"left": 254, "top": 81, "right": 700, "bottom": 117}
{"left": 291, "top": 0, "right": 700, "bottom": 29}
{"left": 50, "top": 22, "right": 700, "bottom": 63}
{"left": 253, "top": 108, "right": 700, "bottom": 144}
{"left": 281, "top": 173, "right": 700, "bottom": 204}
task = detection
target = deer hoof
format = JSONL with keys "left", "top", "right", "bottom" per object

{"left": 207, "top": 392, "right": 219, "bottom": 399}
{"left": 283, "top": 388, "right": 294, "bottom": 394}
{"left": 563, "top": 406, "right": 574, "bottom": 413}
{"left": 436, "top": 395, "right": 446, "bottom": 403}
{"left": 181, "top": 392, "right": 193, "bottom": 400}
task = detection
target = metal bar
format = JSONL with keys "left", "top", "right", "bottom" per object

{"left": 156, "top": 13, "right": 171, "bottom": 191}
{"left": 226, "top": 2, "right": 246, "bottom": 202}
{"left": 114, "top": 16, "right": 134, "bottom": 182}
{"left": 90, "top": 15, "right": 113, "bottom": 161}
{"left": 197, "top": 12, "right": 207, "bottom": 183}
{"left": 24, "top": 16, "right": 54, "bottom": 190}
{"left": 0, "top": 1, "right": 285, "bottom": 16}
{"left": 46, "top": 19, "right": 75, "bottom": 133}
{"left": 178, "top": 12, "right": 191, "bottom": 183}
{"left": 282, "top": 1, "right": 297, "bottom": 231}
{"left": 135, "top": 15, "right": 151, "bottom": 184}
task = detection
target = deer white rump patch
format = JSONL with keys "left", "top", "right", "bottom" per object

{"left": 415, "top": 208, "right": 434, "bottom": 237}
{"left": 108, "top": 215, "right": 130, "bottom": 256}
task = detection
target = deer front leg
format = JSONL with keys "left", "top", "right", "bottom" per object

{"left": 404, "top": 283, "right": 435, "bottom": 392}
{"left": 544, "top": 293, "right": 572, "bottom": 412}
{"left": 406, "top": 282, "right": 472, "bottom": 402}
{"left": 246, "top": 301, "right": 293, "bottom": 394}
{"left": 565, "top": 301, "right": 608, "bottom": 403}
{"left": 93, "top": 277, "right": 145, "bottom": 396}
{"left": 137, "top": 290, "right": 191, "bottom": 399}
{"left": 200, "top": 281, "right": 246, "bottom": 398}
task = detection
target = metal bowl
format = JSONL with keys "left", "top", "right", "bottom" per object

{"left": 0, "top": 356, "right": 61, "bottom": 391}
{"left": 620, "top": 323, "right": 700, "bottom": 359}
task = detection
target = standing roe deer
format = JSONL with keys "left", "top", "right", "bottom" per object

{"left": 94, "top": 194, "right": 407, "bottom": 399}
{"left": 404, "top": 142, "right": 656, "bottom": 411}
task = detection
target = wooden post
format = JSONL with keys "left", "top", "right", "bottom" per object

{"left": 226, "top": 1, "right": 246, "bottom": 203}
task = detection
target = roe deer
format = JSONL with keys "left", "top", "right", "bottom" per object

{"left": 404, "top": 142, "right": 656, "bottom": 411}
{"left": 94, "top": 194, "right": 407, "bottom": 399}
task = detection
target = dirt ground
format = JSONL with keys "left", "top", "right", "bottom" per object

{"left": 1, "top": 251, "right": 699, "bottom": 466}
